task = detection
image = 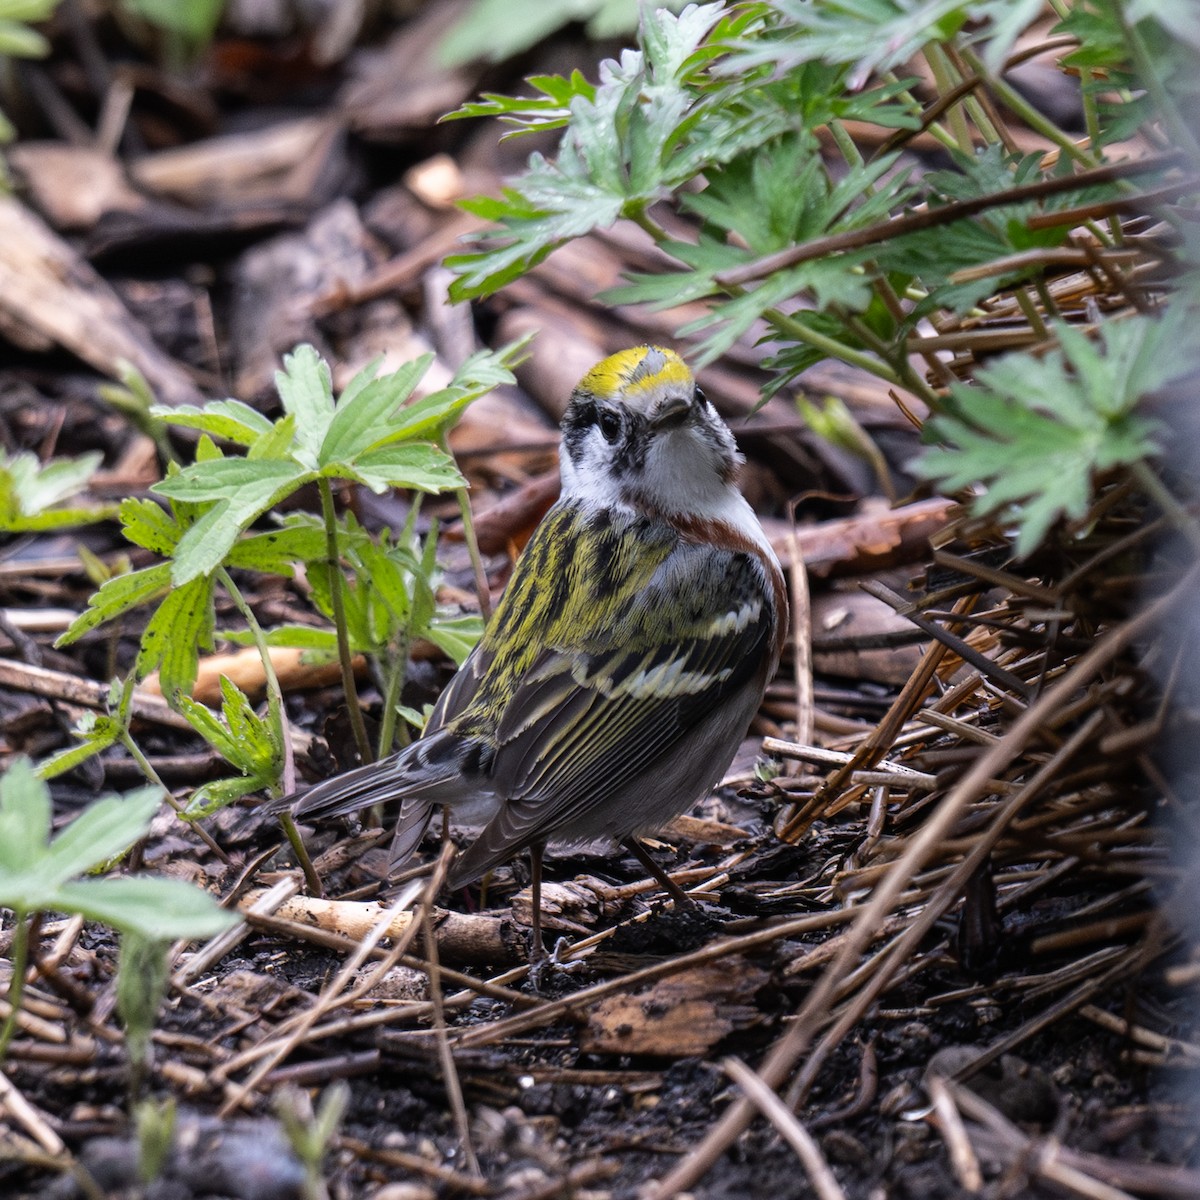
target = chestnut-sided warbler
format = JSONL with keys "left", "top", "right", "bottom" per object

{"left": 281, "top": 346, "right": 787, "bottom": 957}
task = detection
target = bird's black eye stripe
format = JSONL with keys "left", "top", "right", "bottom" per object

{"left": 597, "top": 408, "right": 622, "bottom": 443}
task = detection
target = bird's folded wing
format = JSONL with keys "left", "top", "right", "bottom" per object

{"left": 450, "top": 544, "right": 773, "bottom": 881}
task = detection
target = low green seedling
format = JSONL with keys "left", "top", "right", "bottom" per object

{"left": 0, "top": 448, "right": 117, "bottom": 532}
{"left": 0, "top": 758, "right": 237, "bottom": 1060}
{"left": 57, "top": 341, "right": 522, "bottom": 803}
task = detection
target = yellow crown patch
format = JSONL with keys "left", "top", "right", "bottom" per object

{"left": 581, "top": 346, "right": 693, "bottom": 402}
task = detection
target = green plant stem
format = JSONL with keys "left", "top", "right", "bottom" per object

{"left": 117, "top": 733, "right": 230, "bottom": 863}
{"left": 925, "top": 44, "right": 974, "bottom": 154}
{"left": 376, "top": 632, "right": 410, "bottom": 755}
{"left": 0, "top": 911, "right": 30, "bottom": 1061}
{"left": 627, "top": 205, "right": 672, "bottom": 246}
{"left": 765, "top": 304, "right": 940, "bottom": 405}
{"left": 882, "top": 71, "right": 962, "bottom": 153}
{"left": 829, "top": 121, "right": 864, "bottom": 170}
{"left": 317, "top": 479, "right": 372, "bottom": 766}
{"left": 1116, "top": 5, "right": 1200, "bottom": 164}
{"left": 279, "top": 812, "right": 324, "bottom": 898}
{"left": 217, "top": 566, "right": 323, "bottom": 895}
{"left": 217, "top": 567, "right": 294, "bottom": 782}
{"left": 1014, "top": 288, "right": 1049, "bottom": 341}
{"left": 453, "top": 481, "right": 492, "bottom": 625}
{"left": 959, "top": 48, "right": 1100, "bottom": 169}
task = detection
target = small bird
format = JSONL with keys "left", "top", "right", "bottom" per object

{"left": 280, "top": 346, "right": 787, "bottom": 957}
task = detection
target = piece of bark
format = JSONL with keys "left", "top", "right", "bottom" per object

{"left": 130, "top": 115, "right": 346, "bottom": 209}
{"left": 811, "top": 587, "right": 926, "bottom": 684}
{"left": 510, "top": 881, "right": 602, "bottom": 939}
{"left": 0, "top": 196, "right": 202, "bottom": 406}
{"left": 0, "top": 659, "right": 193, "bottom": 731}
{"left": 338, "top": 1, "right": 477, "bottom": 139}
{"left": 230, "top": 198, "right": 374, "bottom": 397}
{"left": 7, "top": 143, "right": 148, "bottom": 230}
{"left": 581, "top": 960, "right": 770, "bottom": 1056}
{"left": 765, "top": 497, "right": 957, "bottom": 578}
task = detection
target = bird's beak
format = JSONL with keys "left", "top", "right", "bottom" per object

{"left": 651, "top": 395, "right": 691, "bottom": 430}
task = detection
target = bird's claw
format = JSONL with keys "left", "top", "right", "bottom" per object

{"left": 527, "top": 936, "right": 584, "bottom": 991}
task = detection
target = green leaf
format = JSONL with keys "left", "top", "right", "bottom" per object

{"left": 0, "top": 450, "right": 111, "bottom": 531}
{"left": 225, "top": 523, "right": 329, "bottom": 575}
{"left": 443, "top": 71, "right": 598, "bottom": 136}
{"left": 426, "top": 613, "right": 485, "bottom": 665}
{"left": 135, "top": 576, "right": 215, "bottom": 701}
{"left": 0, "top": 18, "right": 49, "bottom": 58}
{"left": 0, "top": 759, "right": 236, "bottom": 941}
{"left": 332, "top": 444, "right": 465, "bottom": 495}
{"left": 220, "top": 624, "right": 339, "bottom": 652}
{"left": 0, "top": 758, "right": 50, "bottom": 875}
{"left": 35, "top": 787, "right": 163, "bottom": 890}
{"left": 274, "top": 344, "right": 334, "bottom": 465}
{"left": 118, "top": 498, "right": 183, "bottom": 556}
{"left": 917, "top": 313, "right": 1183, "bottom": 556}
{"left": 181, "top": 775, "right": 269, "bottom": 820}
{"left": 122, "top": 0, "right": 224, "bottom": 43}
{"left": 51, "top": 876, "right": 236, "bottom": 938}
{"left": 56, "top": 564, "right": 172, "bottom": 647}
{"left": 319, "top": 354, "right": 434, "bottom": 464}
{"left": 36, "top": 715, "right": 123, "bottom": 780}
{"left": 447, "top": 3, "right": 728, "bottom": 301}
{"left": 152, "top": 399, "right": 275, "bottom": 446}
{"left": 153, "top": 460, "right": 312, "bottom": 583}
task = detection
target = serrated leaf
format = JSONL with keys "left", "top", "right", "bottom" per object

{"left": 274, "top": 344, "right": 334, "bottom": 464}
{"left": 225, "top": 524, "right": 330, "bottom": 574}
{"left": 136, "top": 577, "right": 215, "bottom": 701}
{"left": 36, "top": 717, "right": 123, "bottom": 780}
{"left": 153, "top": 460, "right": 311, "bottom": 583}
{"left": 0, "top": 449, "right": 107, "bottom": 531}
{"left": 0, "top": 758, "right": 50, "bottom": 874}
{"left": 220, "top": 625, "right": 340, "bottom": 652}
{"left": 34, "top": 787, "right": 163, "bottom": 890}
{"left": 181, "top": 775, "right": 270, "bottom": 820}
{"left": 118, "top": 498, "right": 183, "bottom": 555}
{"left": 153, "top": 399, "right": 275, "bottom": 446}
{"left": 426, "top": 613, "right": 484, "bottom": 665}
{"left": 56, "top": 564, "right": 172, "bottom": 647}
{"left": 50, "top": 876, "right": 236, "bottom": 938}
{"left": 917, "top": 314, "right": 1179, "bottom": 556}
{"left": 319, "top": 354, "right": 434, "bottom": 464}
{"left": 333, "top": 444, "right": 465, "bottom": 495}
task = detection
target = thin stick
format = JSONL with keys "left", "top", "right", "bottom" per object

{"left": 421, "top": 899, "right": 481, "bottom": 1177}
{"left": 723, "top": 1057, "right": 847, "bottom": 1200}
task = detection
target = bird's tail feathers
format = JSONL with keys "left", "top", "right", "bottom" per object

{"left": 388, "top": 801, "right": 435, "bottom": 875}
{"left": 267, "top": 735, "right": 461, "bottom": 824}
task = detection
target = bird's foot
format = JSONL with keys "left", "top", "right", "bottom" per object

{"left": 527, "top": 936, "right": 584, "bottom": 991}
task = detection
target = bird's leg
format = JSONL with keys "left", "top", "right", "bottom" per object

{"left": 529, "top": 840, "right": 547, "bottom": 963}
{"left": 622, "top": 837, "right": 693, "bottom": 908}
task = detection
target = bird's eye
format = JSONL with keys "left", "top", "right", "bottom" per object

{"left": 597, "top": 408, "right": 622, "bottom": 443}
{"left": 694, "top": 386, "right": 708, "bottom": 409}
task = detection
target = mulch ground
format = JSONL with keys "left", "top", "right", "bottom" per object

{"left": 1, "top": 6, "right": 1198, "bottom": 1199}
